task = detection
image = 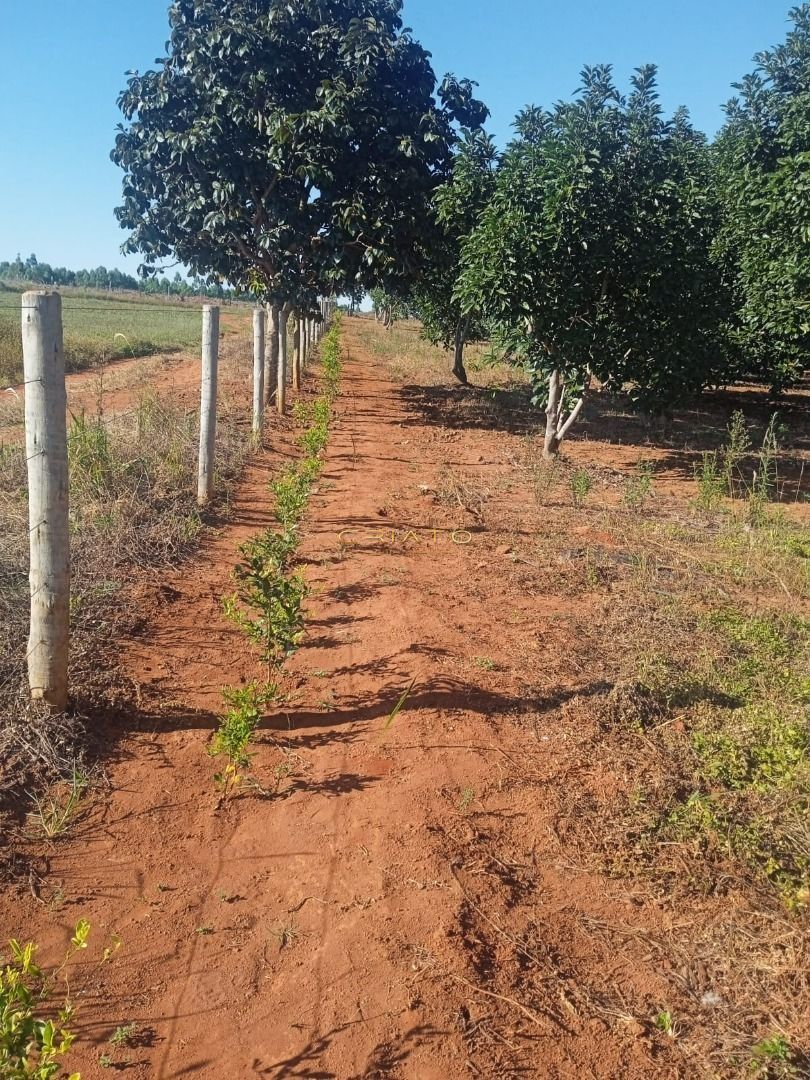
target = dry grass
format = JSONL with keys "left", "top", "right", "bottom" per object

{"left": 0, "top": 347, "right": 253, "bottom": 794}
{"left": 350, "top": 316, "right": 517, "bottom": 388}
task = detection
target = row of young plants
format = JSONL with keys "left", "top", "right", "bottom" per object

{"left": 0, "top": 325, "right": 342, "bottom": 1080}
{"left": 209, "top": 317, "right": 343, "bottom": 797}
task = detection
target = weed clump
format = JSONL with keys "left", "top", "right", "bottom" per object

{"left": 624, "top": 610, "right": 809, "bottom": 908}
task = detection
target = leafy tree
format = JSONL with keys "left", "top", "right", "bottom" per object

{"left": 714, "top": 4, "right": 810, "bottom": 394}
{"left": 369, "top": 286, "right": 409, "bottom": 326}
{"left": 456, "top": 65, "right": 728, "bottom": 457}
{"left": 112, "top": 0, "right": 487, "bottom": 305}
{"left": 411, "top": 130, "right": 498, "bottom": 383}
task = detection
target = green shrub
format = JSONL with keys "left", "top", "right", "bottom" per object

{"left": 222, "top": 530, "right": 308, "bottom": 676}
{"left": 0, "top": 921, "right": 89, "bottom": 1080}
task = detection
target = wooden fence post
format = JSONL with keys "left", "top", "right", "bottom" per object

{"left": 197, "top": 305, "right": 220, "bottom": 505}
{"left": 277, "top": 305, "right": 290, "bottom": 414}
{"left": 265, "top": 303, "right": 279, "bottom": 405}
{"left": 252, "top": 306, "right": 265, "bottom": 436}
{"left": 293, "top": 314, "right": 302, "bottom": 391}
{"left": 22, "top": 291, "right": 69, "bottom": 710}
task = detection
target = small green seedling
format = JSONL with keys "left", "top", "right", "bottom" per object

{"left": 109, "top": 1023, "right": 138, "bottom": 1048}
{"left": 571, "top": 469, "right": 593, "bottom": 509}
{"left": 654, "top": 1009, "right": 676, "bottom": 1038}
{"left": 210, "top": 682, "right": 277, "bottom": 798}
{"left": 474, "top": 657, "right": 496, "bottom": 672}
{"left": 624, "top": 461, "right": 655, "bottom": 510}
{"left": 750, "top": 1034, "right": 796, "bottom": 1076}
{"left": 459, "top": 787, "right": 476, "bottom": 812}
{"left": 223, "top": 530, "right": 308, "bottom": 679}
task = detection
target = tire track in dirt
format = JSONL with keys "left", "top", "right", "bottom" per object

{"left": 0, "top": 318, "right": 682, "bottom": 1078}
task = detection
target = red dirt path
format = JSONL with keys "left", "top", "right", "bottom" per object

{"left": 1, "top": 319, "right": 684, "bottom": 1078}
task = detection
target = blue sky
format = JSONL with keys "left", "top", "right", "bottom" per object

{"left": 0, "top": 0, "right": 792, "bottom": 273}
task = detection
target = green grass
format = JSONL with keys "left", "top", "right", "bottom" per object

{"left": 0, "top": 289, "right": 203, "bottom": 385}
{"left": 627, "top": 606, "right": 810, "bottom": 909}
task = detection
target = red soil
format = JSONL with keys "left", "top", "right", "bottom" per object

{"left": 1, "top": 319, "right": 728, "bottom": 1077}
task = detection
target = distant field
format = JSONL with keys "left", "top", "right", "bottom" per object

{"left": 0, "top": 288, "right": 206, "bottom": 385}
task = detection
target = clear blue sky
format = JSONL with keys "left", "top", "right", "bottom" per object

{"left": 0, "top": 0, "right": 792, "bottom": 273}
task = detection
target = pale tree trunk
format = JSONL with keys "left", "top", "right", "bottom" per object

{"left": 22, "top": 291, "right": 69, "bottom": 710}
{"left": 452, "top": 315, "right": 471, "bottom": 385}
{"left": 293, "top": 315, "right": 302, "bottom": 391}
{"left": 277, "top": 304, "right": 290, "bottom": 414}
{"left": 198, "top": 305, "right": 220, "bottom": 503}
{"left": 252, "top": 306, "right": 265, "bottom": 436}
{"left": 543, "top": 367, "right": 590, "bottom": 460}
{"left": 265, "top": 302, "right": 279, "bottom": 405}
{"left": 383, "top": 306, "right": 392, "bottom": 329}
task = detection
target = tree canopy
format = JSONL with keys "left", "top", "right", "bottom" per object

{"left": 714, "top": 3, "right": 810, "bottom": 393}
{"left": 112, "top": 0, "right": 487, "bottom": 303}
{"left": 456, "top": 65, "right": 728, "bottom": 454}
{"left": 410, "top": 129, "right": 499, "bottom": 382}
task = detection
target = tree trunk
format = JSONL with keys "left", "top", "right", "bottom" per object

{"left": 543, "top": 369, "right": 563, "bottom": 460}
{"left": 452, "top": 316, "right": 470, "bottom": 385}
{"left": 277, "top": 305, "right": 290, "bottom": 415}
{"left": 543, "top": 367, "right": 590, "bottom": 459}
{"left": 198, "top": 305, "right": 220, "bottom": 503}
{"left": 22, "top": 291, "right": 69, "bottom": 710}
{"left": 265, "top": 302, "right": 279, "bottom": 405}
{"left": 252, "top": 307, "right": 266, "bottom": 437}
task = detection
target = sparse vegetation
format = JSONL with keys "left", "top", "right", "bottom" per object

{"left": 570, "top": 468, "right": 593, "bottom": 509}
{"left": 623, "top": 462, "right": 655, "bottom": 511}
{"left": 0, "top": 921, "right": 89, "bottom": 1080}
{"left": 27, "top": 770, "right": 87, "bottom": 840}
{"left": 108, "top": 1023, "right": 138, "bottom": 1049}
{"left": 0, "top": 361, "right": 250, "bottom": 787}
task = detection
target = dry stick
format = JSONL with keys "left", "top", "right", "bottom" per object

{"left": 22, "top": 291, "right": 69, "bottom": 709}
{"left": 394, "top": 743, "right": 538, "bottom": 773}
{"left": 252, "top": 306, "right": 266, "bottom": 436}
{"left": 449, "top": 864, "right": 550, "bottom": 974}
{"left": 197, "top": 305, "right": 219, "bottom": 505}
{"left": 448, "top": 973, "right": 545, "bottom": 1029}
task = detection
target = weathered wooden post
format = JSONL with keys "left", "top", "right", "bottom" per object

{"left": 292, "top": 314, "right": 302, "bottom": 391}
{"left": 265, "top": 303, "right": 279, "bottom": 405}
{"left": 252, "top": 306, "right": 265, "bottom": 436}
{"left": 277, "top": 304, "right": 290, "bottom": 415}
{"left": 197, "top": 305, "right": 220, "bottom": 505}
{"left": 22, "top": 291, "right": 69, "bottom": 710}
